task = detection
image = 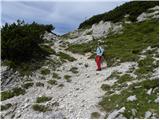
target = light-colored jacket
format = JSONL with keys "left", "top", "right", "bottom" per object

{"left": 96, "top": 47, "right": 104, "bottom": 56}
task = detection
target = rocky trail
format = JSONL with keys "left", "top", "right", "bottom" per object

{"left": 1, "top": 43, "right": 136, "bottom": 118}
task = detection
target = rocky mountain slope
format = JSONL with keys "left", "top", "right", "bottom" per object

{"left": 1, "top": 2, "right": 159, "bottom": 119}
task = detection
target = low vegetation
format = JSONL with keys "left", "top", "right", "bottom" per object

{"left": 68, "top": 20, "right": 158, "bottom": 67}
{"left": 39, "top": 44, "right": 56, "bottom": 54}
{"left": 1, "top": 103, "right": 12, "bottom": 111}
{"left": 70, "top": 67, "right": 79, "bottom": 74}
{"left": 135, "top": 56, "right": 155, "bottom": 79}
{"left": 41, "top": 68, "right": 50, "bottom": 75}
{"left": 57, "top": 52, "right": 76, "bottom": 62}
{"left": 47, "top": 80, "right": 57, "bottom": 85}
{"left": 22, "top": 82, "right": 34, "bottom": 89}
{"left": 99, "top": 79, "right": 159, "bottom": 118}
{"left": 52, "top": 72, "right": 61, "bottom": 79}
{"left": 32, "top": 104, "right": 50, "bottom": 112}
{"left": 117, "top": 74, "right": 134, "bottom": 84}
{"left": 108, "top": 71, "right": 121, "bottom": 80}
{"left": 79, "top": 1, "right": 158, "bottom": 29}
{"left": 67, "top": 40, "right": 97, "bottom": 55}
{"left": 1, "top": 87, "right": 26, "bottom": 101}
{"left": 64, "top": 75, "right": 72, "bottom": 82}
{"left": 91, "top": 112, "right": 100, "bottom": 119}
{"left": 101, "top": 84, "right": 111, "bottom": 91}
{"left": 36, "top": 96, "right": 52, "bottom": 103}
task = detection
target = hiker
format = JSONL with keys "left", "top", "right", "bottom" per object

{"left": 95, "top": 43, "right": 104, "bottom": 71}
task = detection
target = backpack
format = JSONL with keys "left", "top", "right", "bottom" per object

{"left": 99, "top": 47, "right": 104, "bottom": 56}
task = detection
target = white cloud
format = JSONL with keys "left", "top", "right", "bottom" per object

{"left": 1, "top": 1, "right": 128, "bottom": 34}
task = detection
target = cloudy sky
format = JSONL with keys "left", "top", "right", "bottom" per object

{"left": 1, "top": 0, "right": 129, "bottom": 35}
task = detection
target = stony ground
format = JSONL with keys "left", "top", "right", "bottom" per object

{"left": 1, "top": 42, "right": 137, "bottom": 118}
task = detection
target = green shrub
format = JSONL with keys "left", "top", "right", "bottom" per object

{"left": 12, "top": 87, "right": 26, "bottom": 96}
{"left": 1, "top": 103, "right": 12, "bottom": 111}
{"left": 47, "top": 80, "right": 57, "bottom": 85}
{"left": 101, "top": 84, "right": 111, "bottom": 91}
{"left": 1, "top": 87, "right": 25, "bottom": 101}
{"left": 32, "top": 104, "right": 50, "bottom": 112}
{"left": 140, "top": 79, "right": 158, "bottom": 89}
{"left": 135, "top": 56, "right": 155, "bottom": 77}
{"left": 1, "top": 90, "right": 14, "bottom": 101}
{"left": 41, "top": 68, "right": 50, "bottom": 75}
{"left": 52, "top": 72, "right": 61, "bottom": 79}
{"left": 36, "top": 96, "right": 52, "bottom": 103}
{"left": 70, "top": 67, "right": 78, "bottom": 74}
{"left": 22, "top": 82, "right": 34, "bottom": 89}
{"left": 118, "top": 74, "right": 134, "bottom": 83}
{"left": 64, "top": 75, "right": 72, "bottom": 82}
{"left": 39, "top": 44, "right": 56, "bottom": 54}
{"left": 67, "top": 42, "right": 93, "bottom": 55}
{"left": 1, "top": 20, "right": 54, "bottom": 62}
{"left": 91, "top": 112, "right": 100, "bottom": 119}
{"left": 57, "top": 52, "right": 76, "bottom": 62}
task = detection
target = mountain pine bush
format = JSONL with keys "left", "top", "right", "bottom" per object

{"left": 1, "top": 20, "right": 54, "bottom": 62}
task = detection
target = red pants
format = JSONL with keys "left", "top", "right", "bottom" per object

{"left": 96, "top": 55, "right": 102, "bottom": 70}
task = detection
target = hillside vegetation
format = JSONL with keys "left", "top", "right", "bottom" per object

{"left": 79, "top": 1, "right": 158, "bottom": 29}
{"left": 68, "top": 19, "right": 159, "bottom": 67}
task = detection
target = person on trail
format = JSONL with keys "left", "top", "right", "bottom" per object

{"left": 95, "top": 43, "right": 104, "bottom": 71}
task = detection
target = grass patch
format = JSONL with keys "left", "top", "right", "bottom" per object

{"left": 1, "top": 87, "right": 26, "bottom": 101}
{"left": 117, "top": 74, "right": 134, "bottom": 84}
{"left": 104, "top": 20, "right": 158, "bottom": 67}
{"left": 99, "top": 79, "right": 159, "bottom": 118}
{"left": 1, "top": 103, "right": 12, "bottom": 111}
{"left": 135, "top": 56, "right": 155, "bottom": 78}
{"left": 70, "top": 67, "right": 78, "bottom": 74}
{"left": 64, "top": 75, "right": 72, "bottom": 82}
{"left": 32, "top": 104, "right": 50, "bottom": 112}
{"left": 40, "top": 68, "right": 50, "bottom": 75}
{"left": 39, "top": 44, "right": 56, "bottom": 54}
{"left": 36, "top": 96, "right": 52, "bottom": 103}
{"left": 36, "top": 82, "right": 44, "bottom": 87}
{"left": 101, "top": 84, "right": 111, "bottom": 91}
{"left": 22, "top": 82, "right": 34, "bottom": 89}
{"left": 67, "top": 40, "right": 97, "bottom": 55}
{"left": 52, "top": 72, "right": 61, "bottom": 79}
{"left": 91, "top": 112, "right": 100, "bottom": 119}
{"left": 108, "top": 71, "right": 121, "bottom": 80}
{"left": 57, "top": 52, "right": 76, "bottom": 62}
{"left": 47, "top": 80, "right": 57, "bottom": 85}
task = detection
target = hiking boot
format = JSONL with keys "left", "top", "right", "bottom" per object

{"left": 96, "top": 69, "right": 101, "bottom": 71}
